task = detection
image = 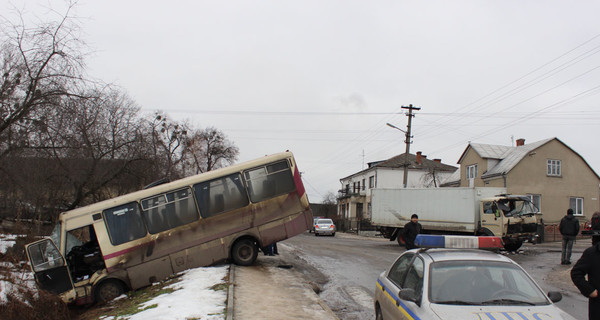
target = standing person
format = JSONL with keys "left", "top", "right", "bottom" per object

{"left": 402, "top": 214, "right": 422, "bottom": 250}
{"left": 559, "top": 208, "right": 580, "bottom": 265}
{"left": 591, "top": 212, "right": 600, "bottom": 246}
{"left": 571, "top": 241, "right": 600, "bottom": 320}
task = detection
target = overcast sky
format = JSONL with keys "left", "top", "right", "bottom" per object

{"left": 6, "top": 0, "right": 600, "bottom": 202}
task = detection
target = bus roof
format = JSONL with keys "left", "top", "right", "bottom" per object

{"left": 59, "top": 151, "right": 295, "bottom": 223}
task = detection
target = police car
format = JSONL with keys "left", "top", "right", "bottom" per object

{"left": 375, "top": 235, "right": 576, "bottom": 320}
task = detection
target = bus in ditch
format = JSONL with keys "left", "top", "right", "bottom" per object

{"left": 25, "top": 151, "right": 313, "bottom": 305}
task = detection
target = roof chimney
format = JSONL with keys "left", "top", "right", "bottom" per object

{"left": 516, "top": 138, "right": 525, "bottom": 147}
{"left": 416, "top": 151, "right": 422, "bottom": 164}
{"left": 433, "top": 159, "right": 441, "bottom": 163}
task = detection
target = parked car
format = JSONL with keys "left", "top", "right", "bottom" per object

{"left": 314, "top": 218, "right": 336, "bottom": 236}
{"left": 582, "top": 212, "right": 600, "bottom": 236}
{"left": 375, "top": 234, "right": 575, "bottom": 320}
{"left": 310, "top": 217, "right": 323, "bottom": 233}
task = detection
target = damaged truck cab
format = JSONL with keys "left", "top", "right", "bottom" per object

{"left": 479, "top": 194, "right": 540, "bottom": 251}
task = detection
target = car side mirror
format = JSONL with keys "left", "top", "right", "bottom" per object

{"left": 547, "top": 291, "right": 562, "bottom": 303}
{"left": 399, "top": 288, "right": 420, "bottom": 306}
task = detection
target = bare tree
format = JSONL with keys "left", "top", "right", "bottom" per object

{"left": 145, "top": 112, "right": 189, "bottom": 180}
{"left": 183, "top": 126, "right": 238, "bottom": 174}
{"left": 0, "top": 1, "right": 86, "bottom": 159}
{"left": 420, "top": 167, "right": 444, "bottom": 188}
{"left": 30, "top": 87, "right": 147, "bottom": 210}
{"left": 322, "top": 191, "right": 338, "bottom": 205}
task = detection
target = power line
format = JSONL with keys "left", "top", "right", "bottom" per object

{"left": 415, "top": 33, "right": 600, "bottom": 140}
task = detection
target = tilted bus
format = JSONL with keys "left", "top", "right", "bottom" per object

{"left": 25, "top": 152, "right": 312, "bottom": 305}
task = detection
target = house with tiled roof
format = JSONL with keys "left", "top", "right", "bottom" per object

{"left": 445, "top": 137, "right": 600, "bottom": 227}
{"left": 337, "top": 151, "right": 457, "bottom": 230}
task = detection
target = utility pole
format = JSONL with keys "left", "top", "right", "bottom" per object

{"left": 401, "top": 104, "right": 420, "bottom": 188}
{"left": 360, "top": 149, "right": 365, "bottom": 169}
{"left": 386, "top": 104, "right": 420, "bottom": 188}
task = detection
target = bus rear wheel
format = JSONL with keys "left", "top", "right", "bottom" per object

{"left": 95, "top": 280, "right": 124, "bottom": 304}
{"left": 232, "top": 239, "right": 258, "bottom": 266}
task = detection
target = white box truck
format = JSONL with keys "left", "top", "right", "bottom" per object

{"left": 370, "top": 187, "right": 540, "bottom": 251}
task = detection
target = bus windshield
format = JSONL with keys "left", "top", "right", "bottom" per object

{"left": 49, "top": 222, "right": 61, "bottom": 249}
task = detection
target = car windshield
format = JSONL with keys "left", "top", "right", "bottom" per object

{"left": 317, "top": 219, "right": 333, "bottom": 225}
{"left": 429, "top": 260, "right": 549, "bottom": 306}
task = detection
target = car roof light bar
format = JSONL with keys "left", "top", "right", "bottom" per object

{"left": 415, "top": 234, "right": 504, "bottom": 249}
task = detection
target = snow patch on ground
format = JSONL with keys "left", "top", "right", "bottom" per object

{"left": 0, "top": 264, "right": 36, "bottom": 303}
{"left": 0, "top": 234, "right": 19, "bottom": 254}
{"left": 0, "top": 234, "right": 37, "bottom": 304}
{"left": 103, "top": 265, "right": 229, "bottom": 320}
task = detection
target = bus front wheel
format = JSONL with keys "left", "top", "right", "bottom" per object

{"left": 231, "top": 239, "right": 258, "bottom": 266}
{"left": 95, "top": 280, "right": 124, "bottom": 304}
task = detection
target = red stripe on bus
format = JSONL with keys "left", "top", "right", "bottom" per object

{"left": 103, "top": 241, "right": 153, "bottom": 260}
{"left": 293, "top": 166, "right": 305, "bottom": 197}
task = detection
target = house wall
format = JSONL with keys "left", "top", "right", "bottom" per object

{"left": 459, "top": 149, "right": 488, "bottom": 188}
{"left": 506, "top": 140, "right": 600, "bottom": 224}
{"left": 376, "top": 168, "right": 424, "bottom": 188}
{"left": 339, "top": 167, "right": 444, "bottom": 198}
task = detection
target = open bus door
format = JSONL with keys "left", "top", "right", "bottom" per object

{"left": 26, "top": 238, "right": 74, "bottom": 295}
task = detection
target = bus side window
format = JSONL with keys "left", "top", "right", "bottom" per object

{"left": 141, "top": 188, "right": 199, "bottom": 234}
{"left": 103, "top": 202, "right": 147, "bottom": 245}
{"left": 165, "top": 188, "right": 198, "bottom": 227}
{"left": 244, "top": 160, "right": 295, "bottom": 203}
{"left": 193, "top": 173, "right": 249, "bottom": 218}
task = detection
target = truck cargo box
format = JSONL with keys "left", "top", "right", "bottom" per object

{"left": 370, "top": 187, "right": 506, "bottom": 233}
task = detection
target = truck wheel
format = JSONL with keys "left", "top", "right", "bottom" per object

{"left": 503, "top": 239, "right": 523, "bottom": 251}
{"left": 231, "top": 239, "right": 258, "bottom": 266}
{"left": 95, "top": 280, "right": 124, "bottom": 304}
{"left": 476, "top": 228, "right": 494, "bottom": 236}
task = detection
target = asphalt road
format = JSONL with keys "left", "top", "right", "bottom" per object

{"left": 281, "top": 232, "right": 589, "bottom": 320}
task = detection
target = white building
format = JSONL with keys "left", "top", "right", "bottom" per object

{"left": 338, "top": 151, "right": 457, "bottom": 229}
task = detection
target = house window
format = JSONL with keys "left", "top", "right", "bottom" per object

{"left": 466, "top": 164, "right": 478, "bottom": 179}
{"left": 362, "top": 179, "right": 365, "bottom": 190}
{"left": 570, "top": 197, "right": 583, "bottom": 216}
{"left": 527, "top": 194, "right": 541, "bottom": 212}
{"left": 353, "top": 182, "right": 357, "bottom": 193}
{"left": 547, "top": 159, "right": 561, "bottom": 176}
{"left": 357, "top": 181, "right": 361, "bottom": 192}
{"left": 369, "top": 176, "right": 375, "bottom": 188}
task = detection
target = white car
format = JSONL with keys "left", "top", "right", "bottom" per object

{"left": 314, "top": 218, "right": 336, "bottom": 236}
{"left": 375, "top": 235, "right": 576, "bottom": 320}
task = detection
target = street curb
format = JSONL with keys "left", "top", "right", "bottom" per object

{"left": 317, "top": 299, "right": 340, "bottom": 320}
{"left": 226, "top": 264, "right": 235, "bottom": 320}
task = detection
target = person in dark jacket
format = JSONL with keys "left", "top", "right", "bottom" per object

{"left": 402, "top": 214, "right": 422, "bottom": 250}
{"left": 559, "top": 208, "right": 580, "bottom": 265}
{"left": 571, "top": 242, "right": 600, "bottom": 320}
